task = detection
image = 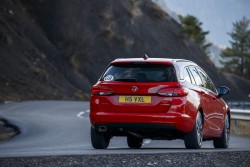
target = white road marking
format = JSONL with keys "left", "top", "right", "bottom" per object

{"left": 77, "top": 109, "right": 90, "bottom": 118}
{"left": 143, "top": 139, "right": 152, "bottom": 145}
{"left": 77, "top": 111, "right": 85, "bottom": 118}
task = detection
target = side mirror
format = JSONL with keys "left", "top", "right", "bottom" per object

{"left": 217, "top": 86, "right": 230, "bottom": 97}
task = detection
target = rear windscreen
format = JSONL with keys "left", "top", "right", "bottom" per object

{"left": 101, "top": 64, "right": 177, "bottom": 82}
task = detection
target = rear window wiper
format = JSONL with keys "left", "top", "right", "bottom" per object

{"left": 114, "top": 78, "right": 137, "bottom": 82}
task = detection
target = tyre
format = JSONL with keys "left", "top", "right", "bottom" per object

{"left": 184, "top": 111, "right": 203, "bottom": 149}
{"left": 213, "top": 113, "right": 230, "bottom": 148}
{"left": 91, "top": 127, "right": 110, "bottom": 149}
{"left": 127, "top": 135, "right": 143, "bottom": 148}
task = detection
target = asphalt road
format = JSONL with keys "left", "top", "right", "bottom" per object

{"left": 0, "top": 101, "right": 250, "bottom": 158}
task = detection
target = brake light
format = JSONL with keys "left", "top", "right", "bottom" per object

{"left": 158, "top": 87, "right": 188, "bottom": 97}
{"left": 92, "top": 86, "right": 113, "bottom": 96}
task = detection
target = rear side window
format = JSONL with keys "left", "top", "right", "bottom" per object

{"left": 101, "top": 64, "right": 177, "bottom": 82}
{"left": 196, "top": 67, "right": 217, "bottom": 93}
{"left": 189, "top": 67, "right": 203, "bottom": 86}
{"left": 183, "top": 68, "right": 192, "bottom": 83}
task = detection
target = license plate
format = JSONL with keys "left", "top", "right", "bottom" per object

{"left": 119, "top": 96, "right": 151, "bottom": 103}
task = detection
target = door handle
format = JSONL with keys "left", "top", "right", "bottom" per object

{"left": 200, "top": 91, "right": 205, "bottom": 95}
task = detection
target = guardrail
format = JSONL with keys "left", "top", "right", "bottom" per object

{"left": 231, "top": 109, "right": 250, "bottom": 121}
{"left": 228, "top": 101, "right": 250, "bottom": 110}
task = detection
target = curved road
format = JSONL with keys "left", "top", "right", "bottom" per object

{"left": 0, "top": 101, "right": 250, "bottom": 157}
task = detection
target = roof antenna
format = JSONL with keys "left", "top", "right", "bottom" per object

{"left": 143, "top": 54, "right": 149, "bottom": 60}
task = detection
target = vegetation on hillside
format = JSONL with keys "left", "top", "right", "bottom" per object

{"left": 179, "top": 15, "right": 211, "bottom": 55}
{"left": 220, "top": 17, "right": 250, "bottom": 79}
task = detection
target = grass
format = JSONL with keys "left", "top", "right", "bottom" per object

{"left": 230, "top": 120, "right": 250, "bottom": 136}
{"left": 0, "top": 120, "right": 18, "bottom": 141}
{"left": 0, "top": 132, "right": 16, "bottom": 141}
{"left": 150, "top": 3, "right": 168, "bottom": 19}
{"left": 127, "top": 6, "right": 142, "bottom": 18}
{"left": 127, "top": 0, "right": 142, "bottom": 18}
{"left": 116, "top": 36, "right": 134, "bottom": 47}
{"left": 130, "top": 0, "right": 142, "bottom": 6}
{"left": 69, "top": 54, "right": 79, "bottom": 69}
{"left": 99, "top": 9, "right": 113, "bottom": 19}
{"left": 101, "top": 22, "right": 116, "bottom": 39}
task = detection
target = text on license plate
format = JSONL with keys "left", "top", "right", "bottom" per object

{"left": 119, "top": 96, "right": 151, "bottom": 103}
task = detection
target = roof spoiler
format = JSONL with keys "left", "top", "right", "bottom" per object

{"left": 143, "top": 54, "right": 149, "bottom": 60}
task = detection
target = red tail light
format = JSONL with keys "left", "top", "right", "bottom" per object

{"left": 158, "top": 87, "right": 188, "bottom": 97}
{"left": 92, "top": 86, "right": 113, "bottom": 96}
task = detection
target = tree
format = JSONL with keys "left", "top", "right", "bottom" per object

{"left": 221, "top": 17, "right": 250, "bottom": 78}
{"left": 179, "top": 15, "right": 211, "bottom": 54}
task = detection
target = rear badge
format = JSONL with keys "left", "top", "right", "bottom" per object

{"left": 104, "top": 75, "right": 114, "bottom": 81}
{"left": 132, "top": 86, "right": 138, "bottom": 92}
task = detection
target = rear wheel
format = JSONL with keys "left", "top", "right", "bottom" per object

{"left": 127, "top": 135, "right": 143, "bottom": 148}
{"left": 184, "top": 111, "right": 203, "bottom": 149}
{"left": 213, "top": 113, "right": 230, "bottom": 148}
{"left": 91, "top": 127, "right": 110, "bottom": 149}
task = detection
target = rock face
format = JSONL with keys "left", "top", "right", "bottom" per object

{"left": 0, "top": 0, "right": 82, "bottom": 101}
{"left": 0, "top": 0, "right": 249, "bottom": 101}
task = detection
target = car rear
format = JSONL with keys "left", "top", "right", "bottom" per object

{"left": 90, "top": 58, "right": 197, "bottom": 148}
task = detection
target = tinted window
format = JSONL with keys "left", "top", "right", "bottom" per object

{"left": 196, "top": 68, "right": 217, "bottom": 93}
{"left": 101, "top": 64, "right": 177, "bottom": 82}
{"left": 208, "top": 79, "right": 217, "bottom": 93}
{"left": 196, "top": 68, "right": 208, "bottom": 88}
{"left": 183, "top": 68, "right": 192, "bottom": 83}
{"left": 189, "top": 67, "right": 203, "bottom": 86}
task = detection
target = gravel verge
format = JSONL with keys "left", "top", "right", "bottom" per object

{"left": 0, "top": 118, "right": 19, "bottom": 141}
{"left": 0, "top": 151, "right": 249, "bottom": 167}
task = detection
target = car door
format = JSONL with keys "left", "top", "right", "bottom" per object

{"left": 188, "top": 66, "right": 217, "bottom": 136}
{"left": 188, "top": 67, "right": 212, "bottom": 134}
{"left": 196, "top": 67, "right": 224, "bottom": 136}
{"left": 202, "top": 71, "right": 226, "bottom": 135}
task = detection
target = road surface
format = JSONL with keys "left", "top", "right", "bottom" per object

{"left": 0, "top": 101, "right": 250, "bottom": 158}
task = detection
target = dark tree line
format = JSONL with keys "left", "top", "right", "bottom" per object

{"left": 179, "top": 15, "right": 211, "bottom": 55}
{"left": 179, "top": 15, "right": 250, "bottom": 80}
{"left": 220, "top": 17, "right": 250, "bottom": 79}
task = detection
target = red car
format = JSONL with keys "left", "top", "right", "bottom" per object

{"left": 90, "top": 57, "right": 230, "bottom": 149}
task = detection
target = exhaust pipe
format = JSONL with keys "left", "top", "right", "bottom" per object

{"left": 98, "top": 126, "right": 107, "bottom": 133}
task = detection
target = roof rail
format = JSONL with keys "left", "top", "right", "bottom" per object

{"left": 175, "top": 59, "right": 192, "bottom": 63}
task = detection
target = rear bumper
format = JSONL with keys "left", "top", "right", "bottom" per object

{"left": 97, "top": 122, "right": 176, "bottom": 129}
{"left": 90, "top": 112, "right": 195, "bottom": 134}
